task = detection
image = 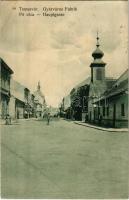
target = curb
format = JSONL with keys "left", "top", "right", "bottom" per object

{"left": 74, "top": 122, "right": 128, "bottom": 133}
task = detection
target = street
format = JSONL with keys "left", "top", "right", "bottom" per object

{"left": 1, "top": 118, "right": 128, "bottom": 199}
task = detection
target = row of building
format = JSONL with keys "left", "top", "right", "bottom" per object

{"left": 0, "top": 58, "right": 46, "bottom": 120}
{"left": 60, "top": 35, "right": 128, "bottom": 128}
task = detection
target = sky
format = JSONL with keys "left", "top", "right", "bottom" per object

{"left": 0, "top": 1, "right": 128, "bottom": 107}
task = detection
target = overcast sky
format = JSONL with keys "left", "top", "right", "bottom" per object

{"left": 0, "top": 1, "right": 128, "bottom": 107}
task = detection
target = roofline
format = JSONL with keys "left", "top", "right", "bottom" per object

{"left": 90, "top": 63, "right": 106, "bottom": 68}
{"left": 15, "top": 98, "right": 25, "bottom": 104}
{"left": 12, "top": 79, "right": 26, "bottom": 89}
{"left": 106, "top": 77, "right": 117, "bottom": 81}
{"left": 116, "top": 68, "right": 128, "bottom": 82}
{"left": 73, "top": 77, "right": 91, "bottom": 89}
{"left": 93, "top": 88, "right": 128, "bottom": 103}
{"left": 0, "top": 58, "right": 14, "bottom": 74}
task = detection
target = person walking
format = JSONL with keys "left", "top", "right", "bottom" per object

{"left": 46, "top": 112, "right": 50, "bottom": 125}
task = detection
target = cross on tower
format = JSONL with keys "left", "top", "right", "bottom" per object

{"left": 96, "top": 31, "right": 100, "bottom": 47}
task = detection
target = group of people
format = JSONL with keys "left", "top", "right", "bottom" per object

{"left": 4, "top": 112, "right": 58, "bottom": 126}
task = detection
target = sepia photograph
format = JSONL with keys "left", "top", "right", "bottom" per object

{"left": 0, "top": 0, "right": 128, "bottom": 199}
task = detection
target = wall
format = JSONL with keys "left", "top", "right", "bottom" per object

{"left": 15, "top": 100, "right": 24, "bottom": 119}
{"left": 93, "top": 93, "right": 128, "bottom": 128}
{"left": 0, "top": 94, "right": 9, "bottom": 119}
{"left": 102, "top": 94, "right": 128, "bottom": 128}
{"left": 1, "top": 67, "right": 10, "bottom": 92}
{"left": 9, "top": 96, "right": 16, "bottom": 119}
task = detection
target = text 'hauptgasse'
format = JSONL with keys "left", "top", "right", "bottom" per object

{"left": 15, "top": 6, "right": 78, "bottom": 17}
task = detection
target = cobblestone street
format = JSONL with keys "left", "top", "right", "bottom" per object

{"left": 1, "top": 118, "right": 128, "bottom": 198}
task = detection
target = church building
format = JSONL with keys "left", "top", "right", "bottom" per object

{"left": 88, "top": 34, "right": 128, "bottom": 128}
{"left": 34, "top": 82, "right": 46, "bottom": 118}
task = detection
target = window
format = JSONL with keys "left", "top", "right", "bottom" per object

{"left": 103, "top": 106, "right": 105, "bottom": 116}
{"left": 121, "top": 104, "right": 125, "bottom": 116}
{"left": 91, "top": 68, "right": 93, "bottom": 82}
{"left": 107, "top": 106, "right": 109, "bottom": 116}
{"left": 98, "top": 106, "right": 100, "bottom": 116}
{"left": 96, "top": 68, "right": 102, "bottom": 80}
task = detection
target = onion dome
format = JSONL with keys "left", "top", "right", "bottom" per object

{"left": 92, "top": 34, "right": 104, "bottom": 59}
{"left": 90, "top": 33, "right": 106, "bottom": 68}
{"left": 92, "top": 48, "right": 104, "bottom": 59}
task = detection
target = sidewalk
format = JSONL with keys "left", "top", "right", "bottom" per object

{"left": 74, "top": 121, "right": 128, "bottom": 132}
{"left": 0, "top": 119, "right": 21, "bottom": 125}
{"left": 0, "top": 118, "right": 35, "bottom": 125}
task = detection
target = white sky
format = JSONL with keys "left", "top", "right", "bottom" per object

{"left": 0, "top": 1, "right": 128, "bottom": 107}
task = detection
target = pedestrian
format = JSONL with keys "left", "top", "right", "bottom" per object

{"left": 46, "top": 112, "right": 50, "bottom": 125}
{"left": 85, "top": 113, "right": 88, "bottom": 122}
{"left": 5, "top": 114, "right": 11, "bottom": 125}
{"left": 98, "top": 114, "right": 102, "bottom": 126}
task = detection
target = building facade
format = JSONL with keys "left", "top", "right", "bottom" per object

{"left": 9, "top": 79, "right": 26, "bottom": 119}
{"left": 93, "top": 70, "right": 128, "bottom": 128}
{"left": 70, "top": 78, "right": 90, "bottom": 121}
{"left": 24, "top": 87, "right": 32, "bottom": 118}
{"left": 9, "top": 79, "right": 36, "bottom": 119}
{"left": 0, "top": 58, "right": 13, "bottom": 119}
{"left": 0, "top": 58, "right": 47, "bottom": 120}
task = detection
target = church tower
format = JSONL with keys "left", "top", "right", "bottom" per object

{"left": 90, "top": 33, "right": 106, "bottom": 83}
